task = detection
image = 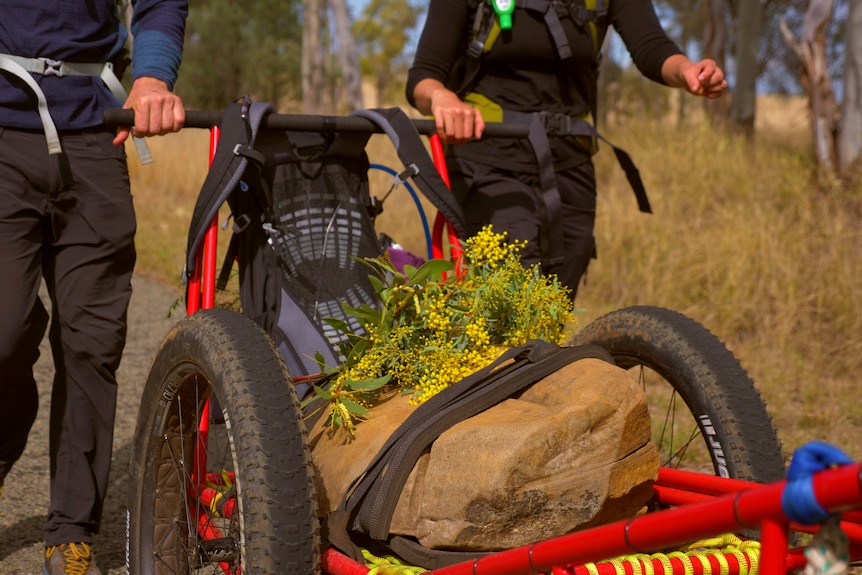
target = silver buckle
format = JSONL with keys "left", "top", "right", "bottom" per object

{"left": 40, "top": 58, "right": 64, "bottom": 77}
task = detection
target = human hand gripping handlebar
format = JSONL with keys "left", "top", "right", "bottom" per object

{"left": 104, "top": 106, "right": 527, "bottom": 310}
{"left": 103, "top": 106, "right": 528, "bottom": 284}
{"left": 102, "top": 108, "right": 529, "bottom": 138}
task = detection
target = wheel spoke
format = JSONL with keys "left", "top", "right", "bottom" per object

{"left": 129, "top": 309, "right": 318, "bottom": 575}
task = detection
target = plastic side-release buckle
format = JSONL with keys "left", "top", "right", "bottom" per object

{"left": 467, "top": 39, "right": 485, "bottom": 59}
{"left": 535, "top": 111, "right": 571, "bottom": 134}
{"left": 39, "top": 58, "right": 64, "bottom": 77}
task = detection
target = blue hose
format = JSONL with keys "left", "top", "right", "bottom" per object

{"left": 369, "top": 163, "right": 433, "bottom": 261}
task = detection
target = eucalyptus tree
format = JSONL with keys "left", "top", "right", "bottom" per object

{"left": 177, "top": 0, "right": 302, "bottom": 110}
{"left": 839, "top": 0, "right": 861, "bottom": 172}
{"left": 354, "top": 0, "right": 422, "bottom": 106}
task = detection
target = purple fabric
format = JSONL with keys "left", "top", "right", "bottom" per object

{"left": 387, "top": 248, "right": 426, "bottom": 273}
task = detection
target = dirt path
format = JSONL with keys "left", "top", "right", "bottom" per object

{"left": 0, "top": 275, "right": 185, "bottom": 575}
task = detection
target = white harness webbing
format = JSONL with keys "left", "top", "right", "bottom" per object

{"left": 0, "top": 53, "right": 152, "bottom": 163}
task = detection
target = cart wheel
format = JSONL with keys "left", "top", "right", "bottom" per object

{"left": 127, "top": 308, "right": 319, "bottom": 575}
{"left": 574, "top": 305, "right": 785, "bottom": 483}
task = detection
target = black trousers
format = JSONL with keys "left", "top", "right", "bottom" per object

{"left": 447, "top": 155, "right": 597, "bottom": 300}
{"left": 0, "top": 127, "right": 135, "bottom": 546}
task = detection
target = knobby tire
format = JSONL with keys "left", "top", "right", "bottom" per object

{"left": 575, "top": 305, "right": 785, "bottom": 484}
{"left": 127, "top": 308, "right": 319, "bottom": 575}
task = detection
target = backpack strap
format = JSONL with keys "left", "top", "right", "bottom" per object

{"left": 533, "top": 111, "right": 651, "bottom": 214}
{"left": 458, "top": 0, "right": 608, "bottom": 96}
{"left": 0, "top": 53, "right": 152, "bottom": 162}
{"left": 518, "top": 0, "right": 572, "bottom": 59}
{"left": 502, "top": 109, "right": 567, "bottom": 268}
{"left": 184, "top": 98, "right": 274, "bottom": 284}
{"left": 350, "top": 108, "right": 468, "bottom": 239}
{"left": 327, "top": 341, "right": 615, "bottom": 567}
{"left": 465, "top": 92, "right": 652, "bottom": 217}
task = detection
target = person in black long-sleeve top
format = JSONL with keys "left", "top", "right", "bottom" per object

{"left": 406, "top": 0, "right": 727, "bottom": 299}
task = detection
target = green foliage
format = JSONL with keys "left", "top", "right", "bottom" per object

{"left": 354, "top": 0, "right": 422, "bottom": 104}
{"left": 176, "top": 0, "right": 303, "bottom": 109}
{"left": 302, "top": 226, "right": 577, "bottom": 437}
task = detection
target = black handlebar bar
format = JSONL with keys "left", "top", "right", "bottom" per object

{"left": 102, "top": 108, "right": 529, "bottom": 138}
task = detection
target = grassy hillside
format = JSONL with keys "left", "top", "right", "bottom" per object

{"left": 129, "top": 95, "right": 861, "bottom": 461}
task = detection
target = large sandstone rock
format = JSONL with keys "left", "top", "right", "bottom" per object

{"left": 309, "top": 356, "right": 658, "bottom": 551}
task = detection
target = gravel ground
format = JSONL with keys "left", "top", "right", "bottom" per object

{"left": 0, "top": 275, "right": 186, "bottom": 575}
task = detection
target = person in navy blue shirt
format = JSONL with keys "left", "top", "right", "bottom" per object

{"left": 0, "top": 2, "right": 187, "bottom": 573}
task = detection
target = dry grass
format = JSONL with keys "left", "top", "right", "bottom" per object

{"left": 130, "top": 95, "right": 862, "bottom": 462}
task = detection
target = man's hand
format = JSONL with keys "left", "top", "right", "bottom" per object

{"left": 113, "top": 77, "right": 185, "bottom": 146}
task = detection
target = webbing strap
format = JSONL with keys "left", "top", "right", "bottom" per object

{"left": 0, "top": 53, "right": 152, "bottom": 162}
{"left": 327, "top": 341, "right": 614, "bottom": 565}
{"left": 518, "top": 0, "right": 571, "bottom": 59}
{"left": 184, "top": 100, "right": 274, "bottom": 280}
{"left": 534, "top": 111, "right": 651, "bottom": 214}
{"left": 0, "top": 55, "right": 62, "bottom": 155}
{"left": 350, "top": 108, "right": 468, "bottom": 238}
{"left": 504, "top": 110, "right": 566, "bottom": 267}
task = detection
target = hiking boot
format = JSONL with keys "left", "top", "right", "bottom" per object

{"left": 43, "top": 542, "right": 102, "bottom": 575}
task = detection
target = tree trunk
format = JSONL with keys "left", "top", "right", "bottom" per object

{"left": 780, "top": 0, "right": 839, "bottom": 172}
{"left": 702, "top": 0, "right": 730, "bottom": 125}
{"left": 839, "top": 0, "right": 862, "bottom": 173}
{"left": 730, "top": 0, "right": 764, "bottom": 137}
{"left": 302, "top": 0, "right": 325, "bottom": 113}
{"left": 330, "top": 0, "right": 364, "bottom": 111}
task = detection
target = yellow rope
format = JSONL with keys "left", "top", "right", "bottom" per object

{"left": 651, "top": 552, "right": 674, "bottom": 575}
{"left": 667, "top": 551, "right": 696, "bottom": 575}
{"left": 358, "top": 534, "right": 762, "bottom": 575}
{"left": 635, "top": 553, "right": 656, "bottom": 575}
{"left": 361, "top": 549, "right": 427, "bottom": 575}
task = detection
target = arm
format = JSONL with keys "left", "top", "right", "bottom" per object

{"left": 406, "top": 0, "right": 483, "bottom": 144}
{"left": 612, "top": 0, "right": 727, "bottom": 99}
{"left": 114, "top": 0, "right": 188, "bottom": 145}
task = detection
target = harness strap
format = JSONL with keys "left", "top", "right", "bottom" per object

{"left": 534, "top": 111, "right": 652, "bottom": 214}
{"left": 0, "top": 53, "right": 152, "bottom": 163}
{"left": 350, "top": 108, "right": 468, "bottom": 239}
{"left": 184, "top": 99, "right": 274, "bottom": 280}
{"left": 504, "top": 109, "right": 566, "bottom": 267}
{"left": 518, "top": 0, "right": 571, "bottom": 59}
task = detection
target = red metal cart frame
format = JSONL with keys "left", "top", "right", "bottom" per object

{"left": 170, "top": 114, "right": 862, "bottom": 575}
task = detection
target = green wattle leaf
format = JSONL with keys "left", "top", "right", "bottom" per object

{"left": 341, "top": 397, "right": 370, "bottom": 417}
{"left": 346, "top": 374, "right": 391, "bottom": 391}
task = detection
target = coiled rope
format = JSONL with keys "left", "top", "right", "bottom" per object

{"left": 360, "top": 534, "right": 761, "bottom": 575}
{"left": 350, "top": 442, "right": 862, "bottom": 575}
{"left": 577, "top": 534, "right": 761, "bottom": 575}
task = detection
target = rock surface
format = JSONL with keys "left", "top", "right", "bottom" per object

{"left": 311, "top": 356, "right": 659, "bottom": 551}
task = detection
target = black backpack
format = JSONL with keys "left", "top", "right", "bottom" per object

{"left": 184, "top": 101, "right": 467, "bottom": 388}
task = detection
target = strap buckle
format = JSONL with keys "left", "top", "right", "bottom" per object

{"left": 535, "top": 111, "right": 571, "bottom": 135}
{"left": 550, "top": 0, "right": 569, "bottom": 16}
{"left": 39, "top": 57, "right": 64, "bottom": 77}
{"left": 467, "top": 39, "right": 485, "bottom": 59}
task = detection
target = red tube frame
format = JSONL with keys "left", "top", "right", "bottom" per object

{"left": 322, "top": 464, "right": 862, "bottom": 575}
{"left": 185, "top": 123, "right": 862, "bottom": 575}
{"left": 429, "top": 134, "right": 463, "bottom": 266}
